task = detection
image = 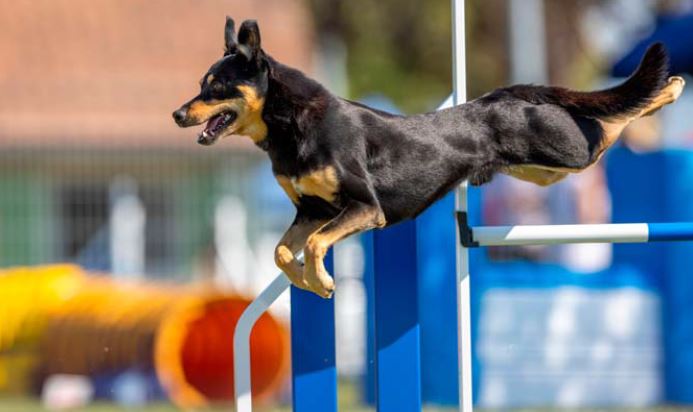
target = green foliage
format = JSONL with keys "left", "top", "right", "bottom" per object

{"left": 309, "top": 0, "right": 452, "bottom": 113}
{"left": 308, "top": 0, "right": 510, "bottom": 113}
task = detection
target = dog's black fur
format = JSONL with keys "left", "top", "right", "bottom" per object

{"left": 173, "top": 18, "right": 679, "bottom": 297}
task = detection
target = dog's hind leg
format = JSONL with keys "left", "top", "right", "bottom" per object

{"left": 303, "top": 203, "right": 386, "bottom": 298}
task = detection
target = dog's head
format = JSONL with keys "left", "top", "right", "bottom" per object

{"left": 173, "top": 18, "right": 268, "bottom": 146}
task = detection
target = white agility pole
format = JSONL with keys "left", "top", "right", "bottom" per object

{"left": 472, "top": 223, "right": 649, "bottom": 246}
{"left": 451, "top": 1, "right": 473, "bottom": 412}
{"left": 469, "top": 222, "right": 693, "bottom": 246}
{"left": 234, "top": 272, "right": 291, "bottom": 412}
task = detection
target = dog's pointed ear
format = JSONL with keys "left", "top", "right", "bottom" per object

{"left": 224, "top": 16, "right": 237, "bottom": 55}
{"left": 238, "top": 20, "right": 261, "bottom": 60}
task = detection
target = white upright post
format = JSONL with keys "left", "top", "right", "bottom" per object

{"left": 109, "top": 176, "right": 145, "bottom": 278}
{"left": 508, "top": 0, "right": 547, "bottom": 84}
{"left": 234, "top": 273, "right": 291, "bottom": 412}
{"left": 452, "top": 0, "right": 473, "bottom": 411}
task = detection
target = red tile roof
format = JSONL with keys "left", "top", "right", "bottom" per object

{"left": 0, "top": 0, "right": 315, "bottom": 150}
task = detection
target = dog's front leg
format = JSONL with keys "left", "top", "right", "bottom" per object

{"left": 275, "top": 217, "right": 328, "bottom": 291}
{"left": 303, "top": 202, "right": 386, "bottom": 298}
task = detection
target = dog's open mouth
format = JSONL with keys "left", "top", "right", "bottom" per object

{"left": 198, "top": 111, "right": 237, "bottom": 145}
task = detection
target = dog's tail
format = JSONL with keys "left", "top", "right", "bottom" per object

{"left": 506, "top": 43, "right": 670, "bottom": 119}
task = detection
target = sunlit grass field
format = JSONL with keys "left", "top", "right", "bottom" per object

{"left": 2, "top": 400, "right": 692, "bottom": 412}
{"left": 1, "top": 399, "right": 693, "bottom": 412}
{"left": 1, "top": 381, "right": 693, "bottom": 412}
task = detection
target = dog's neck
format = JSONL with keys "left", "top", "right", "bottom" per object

{"left": 259, "top": 56, "right": 334, "bottom": 152}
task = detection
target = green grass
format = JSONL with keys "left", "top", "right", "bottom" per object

{"left": 0, "top": 398, "right": 286, "bottom": 411}
{"left": 2, "top": 381, "right": 693, "bottom": 412}
{"left": 0, "top": 400, "right": 175, "bottom": 411}
{"left": 1, "top": 398, "right": 693, "bottom": 412}
{"left": 3, "top": 398, "right": 693, "bottom": 412}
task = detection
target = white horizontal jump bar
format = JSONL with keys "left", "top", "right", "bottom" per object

{"left": 472, "top": 223, "right": 649, "bottom": 246}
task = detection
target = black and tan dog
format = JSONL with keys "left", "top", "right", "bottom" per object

{"left": 173, "top": 18, "right": 684, "bottom": 298}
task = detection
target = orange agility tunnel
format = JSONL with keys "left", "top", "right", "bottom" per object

{"left": 0, "top": 265, "right": 290, "bottom": 407}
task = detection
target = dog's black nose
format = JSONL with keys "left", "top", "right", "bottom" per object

{"left": 172, "top": 108, "right": 188, "bottom": 125}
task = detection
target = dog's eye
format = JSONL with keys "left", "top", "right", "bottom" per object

{"left": 210, "top": 82, "right": 224, "bottom": 96}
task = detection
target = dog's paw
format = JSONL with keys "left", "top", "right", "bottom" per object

{"left": 314, "top": 279, "right": 335, "bottom": 299}
{"left": 309, "top": 276, "right": 334, "bottom": 299}
{"left": 303, "top": 266, "right": 335, "bottom": 299}
{"left": 666, "top": 76, "right": 685, "bottom": 101}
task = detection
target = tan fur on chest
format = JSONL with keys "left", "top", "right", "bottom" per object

{"left": 275, "top": 175, "right": 300, "bottom": 205}
{"left": 275, "top": 166, "right": 340, "bottom": 204}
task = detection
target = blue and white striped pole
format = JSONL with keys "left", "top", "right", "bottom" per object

{"left": 466, "top": 222, "right": 693, "bottom": 247}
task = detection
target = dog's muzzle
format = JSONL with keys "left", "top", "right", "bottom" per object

{"left": 172, "top": 108, "right": 190, "bottom": 127}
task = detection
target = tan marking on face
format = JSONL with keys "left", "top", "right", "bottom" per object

{"left": 275, "top": 175, "right": 300, "bottom": 205}
{"left": 183, "top": 86, "right": 267, "bottom": 143}
{"left": 234, "top": 85, "right": 268, "bottom": 143}
{"left": 187, "top": 100, "right": 222, "bottom": 122}
{"left": 206, "top": 74, "right": 215, "bottom": 84}
{"left": 293, "top": 166, "right": 340, "bottom": 203}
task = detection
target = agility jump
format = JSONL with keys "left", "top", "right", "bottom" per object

{"left": 169, "top": 0, "right": 692, "bottom": 410}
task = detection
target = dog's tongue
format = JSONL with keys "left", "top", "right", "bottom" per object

{"left": 205, "top": 114, "right": 224, "bottom": 133}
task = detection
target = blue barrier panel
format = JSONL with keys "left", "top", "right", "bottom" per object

{"left": 365, "top": 187, "right": 483, "bottom": 407}
{"left": 417, "top": 187, "right": 484, "bottom": 405}
{"left": 608, "top": 148, "right": 693, "bottom": 403}
{"left": 416, "top": 191, "right": 459, "bottom": 404}
{"left": 373, "top": 220, "right": 422, "bottom": 411}
{"left": 652, "top": 151, "right": 693, "bottom": 403}
{"left": 290, "top": 250, "right": 337, "bottom": 412}
{"left": 362, "top": 231, "right": 377, "bottom": 404}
